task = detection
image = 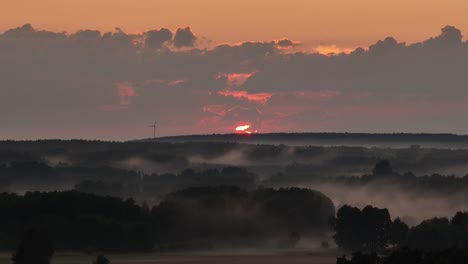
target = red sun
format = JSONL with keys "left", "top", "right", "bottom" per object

{"left": 235, "top": 124, "right": 253, "bottom": 134}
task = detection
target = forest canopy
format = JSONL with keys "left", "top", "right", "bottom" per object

{"left": 0, "top": 187, "right": 335, "bottom": 251}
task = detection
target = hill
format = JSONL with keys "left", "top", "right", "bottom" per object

{"left": 142, "top": 133, "right": 468, "bottom": 148}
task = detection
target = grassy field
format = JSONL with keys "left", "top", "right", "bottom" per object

{"left": 0, "top": 251, "right": 338, "bottom": 264}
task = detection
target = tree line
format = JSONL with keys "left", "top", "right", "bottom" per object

{"left": 3, "top": 187, "right": 468, "bottom": 263}
{"left": 3, "top": 158, "right": 468, "bottom": 204}
{"left": 0, "top": 187, "right": 334, "bottom": 252}
{"left": 332, "top": 205, "right": 468, "bottom": 263}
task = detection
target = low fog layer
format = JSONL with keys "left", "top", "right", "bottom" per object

{"left": 301, "top": 182, "right": 468, "bottom": 225}
{"left": 1, "top": 140, "right": 468, "bottom": 223}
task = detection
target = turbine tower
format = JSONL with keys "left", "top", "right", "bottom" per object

{"left": 149, "top": 121, "right": 157, "bottom": 138}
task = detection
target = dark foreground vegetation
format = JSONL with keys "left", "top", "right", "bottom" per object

{"left": 337, "top": 248, "right": 468, "bottom": 264}
{"left": 333, "top": 205, "right": 468, "bottom": 263}
{"left": 333, "top": 205, "right": 468, "bottom": 252}
{"left": 2, "top": 189, "right": 468, "bottom": 263}
{"left": 2, "top": 188, "right": 468, "bottom": 252}
{"left": 0, "top": 187, "right": 334, "bottom": 252}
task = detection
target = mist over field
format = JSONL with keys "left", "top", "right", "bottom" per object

{"left": 2, "top": 137, "right": 468, "bottom": 264}
{"left": 2, "top": 136, "right": 468, "bottom": 225}
{"left": 298, "top": 182, "right": 468, "bottom": 224}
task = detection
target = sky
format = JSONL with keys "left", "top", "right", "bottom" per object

{"left": 3, "top": 0, "right": 468, "bottom": 47}
{"left": 2, "top": 1, "right": 468, "bottom": 140}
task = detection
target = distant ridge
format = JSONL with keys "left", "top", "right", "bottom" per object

{"left": 138, "top": 132, "right": 468, "bottom": 148}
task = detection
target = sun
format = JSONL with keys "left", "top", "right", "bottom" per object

{"left": 235, "top": 124, "right": 254, "bottom": 134}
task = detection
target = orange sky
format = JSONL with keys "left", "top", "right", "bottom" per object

{"left": 3, "top": 0, "right": 468, "bottom": 48}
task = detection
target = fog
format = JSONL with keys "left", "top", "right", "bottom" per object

{"left": 297, "top": 182, "right": 468, "bottom": 225}
{"left": 1, "top": 139, "right": 468, "bottom": 225}
{"left": 114, "top": 157, "right": 171, "bottom": 174}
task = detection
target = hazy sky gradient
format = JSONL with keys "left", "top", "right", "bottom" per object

{"left": 2, "top": 1, "right": 468, "bottom": 140}
{"left": 3, "top": 0, "right": 468, "bottom": 47}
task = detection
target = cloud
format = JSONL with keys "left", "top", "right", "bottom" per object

{"left": 72, "top": 29, "right": 101, "bottom": 39}
{"left": 167, "top": 79, "right": 185, "bottom": 86}
{"left": 216, "top": 72, "right": 257, "bottom": 87}
{"left": 3, "top": 24, "right": 65, "bottom": 40}
{"left": 173, "top": 27, "right": 197, "bottom": 47}
{"left": 368, "top": 37, "right": 404, "bottom": 55}
{"left": 145, "top": 28, "right": 173, "bottom": 49}
{"left": 4, "top": 24, "right": 35, "bottom": 36}
{"left": 211, "top": 41, "right": 277, "bottom": 63}
{"left": 116, "top": 81, "right": 137, "bottom": 108}
{"left": 1, "top": 24, "right": 468, "bottom": 139}
{"left": 217, "top": 90, "right": 272, "bottom": 104}
{"left": 275, "top": 39, "right": 300, "bottom": 49}
{"left": 423, "top": 25, "right": 462, "bottom": 49}
{"left": 315, "top": 44, "right": 355, "bottom": 55}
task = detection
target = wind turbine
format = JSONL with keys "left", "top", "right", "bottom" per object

{"left": 149, "top": 121, "right": 157, "bottom": 138}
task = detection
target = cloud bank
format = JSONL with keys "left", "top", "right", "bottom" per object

{"left": 1, "top": 24, "right": 468, "bottom": 139}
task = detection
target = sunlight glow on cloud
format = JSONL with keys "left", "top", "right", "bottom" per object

{"left": 216, "top": 72, "right": 257, "bottom": 87}
{"left": 168, "top": 79, "right": 186, "bottom": 86}
{"left": 116, "top": 81, "right": 137, "bottom": 108}
{"left": 202, "top": 104, "right": 230, "bottom": 116}
{"left": 315, "top": 44, "right": 355, "bottom": 55}
{"left": 217, "top": 90, "right": 273, "bottom": 104}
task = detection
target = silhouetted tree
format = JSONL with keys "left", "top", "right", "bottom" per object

{"left": 407, "top": 217, "right": 455, "bottom": 250}
{"left": 390, "top": 218, "right": 409, "bottom": 246}
{"left": 141, "top": 202, "right": 150, "bottom": 214}
{"left": 333, "top": 205, "right": 392, "bottom": 252}
{"left": 451, "top": 212, "right": 468, "bottom": 228}
{"left": 333, "top": 205, "right": 363, "bottom": 251}
{"left": 93, "top": 254, "right": 110, "bottom": 264}
{"left": 0, "top": 191, "right": 153, "bottom": 252}
{"left": 335, "top": 210, "right": 468, "bottom": 252}
{"left": 153, "top": 186, "right": 334, "bottom": 248}
{"left": 337, "top": 251, "right": 379, "bottom": 264}
{"left": 372, "top": 160, "right": 393, "bottom": 176}
{"left": 12, "top": 228, "right": 54, "bottom": 264}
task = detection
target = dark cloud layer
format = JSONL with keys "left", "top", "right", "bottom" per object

{"left": 173, "top": 27, "right": 197, "bottom": 47}
{"left": 0, "top": 24, "right": 468, "bottom": 139}
{"left": 145, "top": 28, "right": 173, "bottom": 49}
{"left": 275, "top": 39, "right": 300, "bottom": 48}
